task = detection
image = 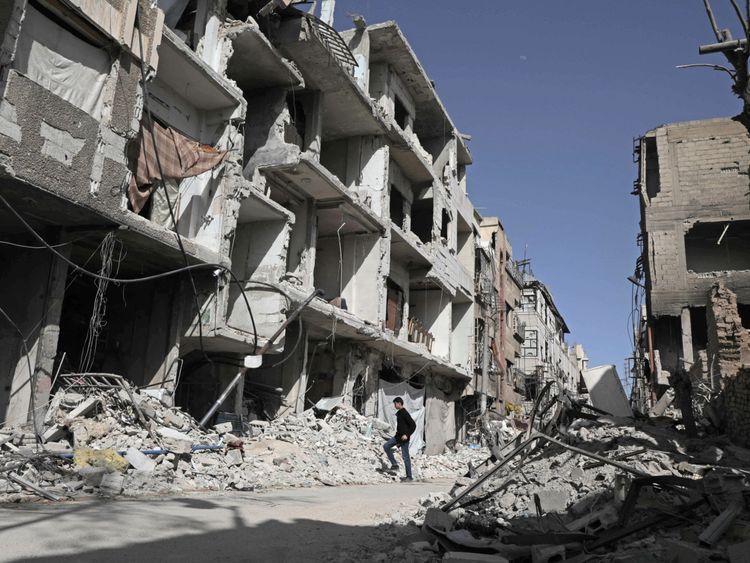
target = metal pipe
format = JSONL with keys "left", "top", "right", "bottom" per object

{"left": 198, "top": 288, "right": 323, "bottom": 428}
{"left": 699, "top": 38, "right": 747, "bottom": 54}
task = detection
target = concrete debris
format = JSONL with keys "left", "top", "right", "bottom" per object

{"left": 0, "top": 379, "right": 487, "bottom": 503}
{"left": 342, "top": 416, "right": 750, "bottom": 562}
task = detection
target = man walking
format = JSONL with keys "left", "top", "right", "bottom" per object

{"left": 383, "top": 397, "right": 416, "bottom": 482}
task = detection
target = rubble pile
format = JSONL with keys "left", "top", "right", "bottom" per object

{"left": 0, "top": 381, "right": 487, "bottom": 503}
{"left": 343, "top": 418, "right": 750, "bottom": 562}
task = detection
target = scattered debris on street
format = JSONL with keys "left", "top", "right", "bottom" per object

{"left": 0, "top": 375, "right": 486, "bottom": 503}
{"left": 338, "top": 392, "right": 750, "bottom": 562}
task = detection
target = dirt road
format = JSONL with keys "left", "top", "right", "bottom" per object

{"left": 0, "top": 480, "right": 450, "bottom": 562}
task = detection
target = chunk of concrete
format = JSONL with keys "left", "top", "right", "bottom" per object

{"left": 423, "top": 507, "right": 456, "bottom": 532}
{"left": 65, "top": 397, "right": 100, "bottom": 420}
{"left": 566, "top": 504, "right": 619, "bottom": 534}
{"left": 100, "top": 472, "right": 124, "bottom": 494}
{"left": 162, "top": 410, "right": 186, "bottom": 428}
{"left": 157, "top": 426, "right": 193, "bottom": 454}
{"left": 225, "top": 449, "right": 243, "bottom": 467}
{"left": 43, "top": 441, "right": 73, "bottom": 454}
{"left": 124, "top": 448, "right": 156, "bottom": 472}
{"left": 214, "top": 422, "right": 233, "bottom": 434}
{"left": 77, "top": 466, "right": 106, "bottom": 487}
{"left": 536, "top": 489, "right": 569, "bottom": 513}
{"left": 582, "top": 365, "right": 632, "bottom": 417}
{"left": 42, "top": 424, "right": 67, "bottom": 443}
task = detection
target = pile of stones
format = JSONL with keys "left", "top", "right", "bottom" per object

{"left": 0, "top": 383, "right": 488, "bottom": 503}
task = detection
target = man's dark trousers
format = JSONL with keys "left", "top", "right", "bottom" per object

{"left": 383, "top": 436, "right": 412, "bottom": 478}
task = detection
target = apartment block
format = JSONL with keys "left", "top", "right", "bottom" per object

{"left": 0, "top": 0, "right": 505, "bottom": 453}
{"left": 517, "top": 274, "right": 585, "bottom": 408}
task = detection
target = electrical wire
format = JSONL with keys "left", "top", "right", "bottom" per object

{"left": 0, "top": 238, "right": 81, "bottom": 250}
{"left": 0, "top": 192, "right": 258, "bottom": 353}
{"left": 79, "top": 232, "right": 123, "bottom": 372}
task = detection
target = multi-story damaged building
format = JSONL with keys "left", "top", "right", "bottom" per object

{"left": 478, "top": 217, "right": 525, "bottom": 410}
{"left": 633, "top": 117, "right": 750, "bottom": 415}
{"left": 516, "top": 272, "right": 585, "bottom": 406}
{"left": 0, "top": 0, "right": 515, "bottom": 454}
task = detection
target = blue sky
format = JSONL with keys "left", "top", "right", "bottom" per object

{"left": 333, "top": 2, "right": 742, "bottom": 377}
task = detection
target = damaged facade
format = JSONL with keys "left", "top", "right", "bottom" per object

{"left": 0, "top": 1, "right": 588, "bottom": 458}
{"left": 517, "top": 271, "right": 587, "bottom": 408}
{"left": 634, "top": 117, "right": 750, "bottom": 441}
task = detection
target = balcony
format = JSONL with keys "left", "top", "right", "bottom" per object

{"left": 225, "top": 17, "right": 303, "bottom": 92}
{"left": 390, "top": 224, "right": 432, "bottom": 268}
{"left": 385, "top": 121, "right": 435, "bottom": 184}
{"left": 295, "top": 286, "right": 470, "bottom": 381}
{"left": 275, "top": 12, "right": 388, "bottom": 141}
{"left": 259, "top": 154, "right": 385, "bottom": 235}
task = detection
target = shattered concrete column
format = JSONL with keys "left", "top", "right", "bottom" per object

{"left": 30, "top": 243, "right": 70, "bottom": 434}
{"left": 279, "top": 323, "right": 308, "bottom": 415}
{"left": 680, "top": 307, "right": 694, "bottom": 370}
{"left": 305, "top": 91, "right": 324, "bottom": 161}
{"left": 362, "top": 350, "right": 381, "bottom": 417}
{"left": 294, "top": 330, "right": 310, "bottom": 413}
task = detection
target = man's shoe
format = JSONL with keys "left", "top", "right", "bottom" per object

{"left": 390, "top": 464, "right": 398, "bottom": 471}
{"left": 400, "top": 477, "right": 413, "bottom": 482}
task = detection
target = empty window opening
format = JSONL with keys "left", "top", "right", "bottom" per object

{"left": 159, "top": 0, "right": 198, "bottom": 47}
{"left": 411, "top": 199, "right": 433, "bottom": 244}
{"left": 524, "top": 376, "right": 538, "bottom": 402}
{"left": 685, "top": 221, "right": 750, "bottom": 273}
{"left": 440, "top": 209, "right": 450, "bottom": 241}
{"left": 285, "top": 92, "right": 306, "bottom": 150}
{"left": 689, "top": 307, "right": 708, "bottom": 351}
{"left": 385, "top": 278, "right": 405, "bottom": 333}
{"left": 739, "top": 304, "right": 750, "bottom": 330}
{"left": 389, "top": 186, "right": 405, "bottom": 228}
{"left": 644, "top": 136, "right": 661, "bottom": 199}
{"left": 394, "top": 95, "right": 408, "bottom": 129}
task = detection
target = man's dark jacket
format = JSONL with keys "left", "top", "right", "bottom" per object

{"left": 395, "top": 409, "right": 417, "bottom": 442}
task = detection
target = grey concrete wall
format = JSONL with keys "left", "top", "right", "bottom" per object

{"left": 641, "top": 118, "right": 750, "bottom": 317}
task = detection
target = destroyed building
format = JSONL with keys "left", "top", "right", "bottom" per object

{"left": 479, "top": 217, "right": 526, "bottom": 411}
{"left": 633, "top": 117, "right": 750, "bottom": 438}
{"left": 0, "top": 0, "right": 551, "bottom": 454}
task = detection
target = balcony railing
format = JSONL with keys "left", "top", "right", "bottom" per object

{"left": 407, "top": 317, "right": 434, "bottom": 352}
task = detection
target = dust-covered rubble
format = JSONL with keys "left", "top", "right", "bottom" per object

{"left": 335, "top": 418, "right": 750, "bottom": 562}
{"left": 0, "top": 382, "right": 487, "bottom": 503}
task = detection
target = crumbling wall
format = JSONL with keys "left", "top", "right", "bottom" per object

{"left": 706, "top": 280, "right": 750, "bottom": 383}
{"left": 641, "top": 119, "right": 750, "bottom": 317}
{"left": 424, "top": 374, "right": 461, "bottom": 455}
